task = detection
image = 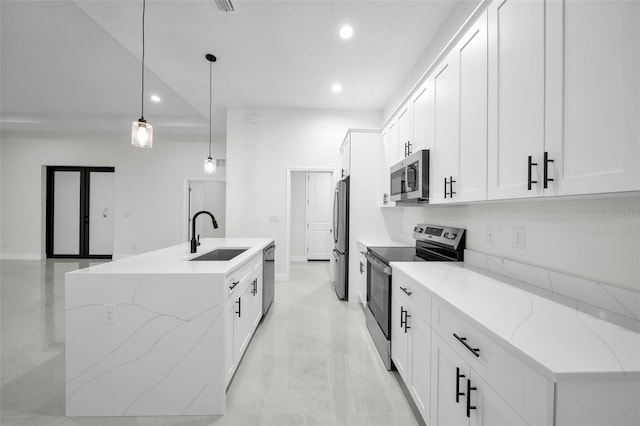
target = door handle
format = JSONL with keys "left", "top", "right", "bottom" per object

{"left": 543, "top": 151, "right": 554, "bottom": 189}
{"left": 456, "top": 367, "right": 466, "bottom": 403}
{"left": 527, "top": 155, "right": 538, "bottom": 190}
{"left": 466, "top": 379, "right": 477, "bottom": 417}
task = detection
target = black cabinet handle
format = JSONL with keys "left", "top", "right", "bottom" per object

{"left": 453, "top": 333, "right": 480, "bottom": 357}
{"left": 400, "top": 307, "right": 406, "bottom": 329}
{"left": 360, "top": 262, "right": 364, "bottom": 274}
{"left": 456, "top": 367, "right": 466, "bottom": 403}
{"left": 450, "top": 176, "right": 456, "bottom": 197}
{"left": 527, "top": 155, "right": 538, "bottom": 190}
{"left": 466, "top": 379, "right": 477, "bottom": 418}
{"left": 236, "top": 297, "right": 241, "bottom": 317}
{"left": 251, "top": 278, "right": 258, "bottom": 296}
{"left": 404, "top": 312, "right": 411, "bottom": 333}
{"left": 229, "top": 280, "right": 239, "bottom": 290}
{"left": 341, "top": 168, "right": 345, "bottom": 178}
{"left": 444, "top": 177, "right": 448, "bottom": 199}
{"left": 543, "top": 151, "right": 554, "bottom": 189}
{"left": 399, "top": 286, "right": 412, "bottom": 296}
{"left": 407, "top": 141, "right": 412, "bottom": 156}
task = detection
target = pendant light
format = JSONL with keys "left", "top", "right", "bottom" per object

{"left": 131, "top": 0, "right": 153, "bottom": 148}
{"left": 204, "top": 53, "right": 217, "bottom": 174}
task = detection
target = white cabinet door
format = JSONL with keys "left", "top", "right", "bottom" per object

{"left": 430, "top": 332, "right": 470, "bottom": 426}
{"left": 225, "top": 300, "right": 237, "bottom": 385}
{"left": 456, "top": 11, "right": 488, "bottom": 203}
{"left": 391, "top": 289, "right": 410, "bottom": 383}
{"left": 341, "top": 135, "right": 351, "bottom": 178}
{"left": 357, "top": 251, "right": 367, "bottom": 306}
{"left": 380, "top": 126, "right": 395, "bottom": 206}
{"left": 488, "top": 0, "right": 545, "bottom": 200}
{"left": 469, "top": 369, "right": 528, "bottom": 426}
{"left": 411, "top": 79, "right": 435, "bottom": 153}
{"left": 410, "top": 315, "right": 431, "bottom": 421}
{"left": 397, "top": 104, "right": 412, "bottom": 158}
{"left": 545, "top": 0, "right": 640, "bottom": 196}
{"left": 385, "top": 121, "right": 400, "bottom": 166}
{"left": 431, "top": 50, "right": 460, "bottom": 204}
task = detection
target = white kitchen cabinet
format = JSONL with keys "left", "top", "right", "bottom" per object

{"left": 391, "top": 269, "right": 432, "bottom": 422}
{"left": 380, "top": 125, "right": 396, "bottom": 206}
{"left": 224, "top": 254, "right": 262, "bottom": 386}
{"left": 357, "top": 250, "right": 367, "bottom": 306}
{"left": 487, "top": 0, "right": 545, "bottom": 200}
{"left": 430, "top": 332, "right": 527, "bottom": 426}
{"left": 340, "top": 133, "right": 351, "bottom": 178}
{"left": 544, "top": 0, "right": 640, "bottom": 195}
{"left": 383, "top": 120, "right": 400, "bottom": 166}
{"left": 411, "top": 79, "right": 435, "bottom": 153}
{"left": 430, "top": 49, "right": 460, "bottom": 204}
{"left": 431, "top": 12, "right": 488, "bottom": 204}
{"left": 397, "top": 104, "right": 412, "bottom": 159}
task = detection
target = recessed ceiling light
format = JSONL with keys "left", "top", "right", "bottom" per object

{"left": 339, "top": 25, "right": 353, "bottom": 40}
{"left": 150, "top": 95, "right": 161, "bottom": 103}
{"left": 331, "top": 83, "right": 342, "bottom": 93}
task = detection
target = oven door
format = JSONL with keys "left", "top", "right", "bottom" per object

{"left": 365, "top": 253, "right": 392, "bottom": 339}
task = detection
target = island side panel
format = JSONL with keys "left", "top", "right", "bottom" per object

{"left": 65, "top": 272, "right": 226, "bottom": 416}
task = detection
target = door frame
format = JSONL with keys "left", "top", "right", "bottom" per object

{"left": 45, "top": 166, "right": 115, "bottom": 259}
{"left": 285, "top": 167, "right": 335, "bottom": 281}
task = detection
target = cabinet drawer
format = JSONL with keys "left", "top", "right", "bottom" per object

{"left": 226, "top": 253, "right": 261, "bottom": 295}
{"left": 432, "top": 299, "right": 553, "bottom": 426}
{"left": 393, "top": 269, "right": 431, "bottom": 316}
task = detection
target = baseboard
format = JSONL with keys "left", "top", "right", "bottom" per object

{"left": 0, "top": 253, "right": 46, "bottom": 260}
{"left": 289, "top": 256, "right": 307, "bottom": 262}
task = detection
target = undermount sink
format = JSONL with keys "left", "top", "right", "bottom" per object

{"left": 190, "top": 248, "right": 248, "bottom": 261}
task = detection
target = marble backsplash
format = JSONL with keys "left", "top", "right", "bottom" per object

{"left": 464, "top": 250, "right": 640, "bottom": 332}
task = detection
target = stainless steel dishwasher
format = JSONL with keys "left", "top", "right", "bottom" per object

{"left": 262, "top": 243, "right": 275, "bottom": 318}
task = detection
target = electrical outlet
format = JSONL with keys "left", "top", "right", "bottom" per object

{"left": 512, "top": 228, "right": 526, "bottom": 249}
{"left": 103, "top": 304, "right": 116, "bottom": 324}
{"left": 486, "top": 227, "right": 495, "bottom": 245}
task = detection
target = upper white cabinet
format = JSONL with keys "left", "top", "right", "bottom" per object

{"left": 397, "top": 104, "right": 412, "bottom": 159}
{"left": 411, "top": 79, "right": 435, "bottom": 153}
{"left": 340, "top": 133, "right": 351, "bottom": 178}
{"left": 487, "top": 0, "right": 546, "bottom": 200}
{"left": 431, "top": 12, "right": 488, "bottom": 204}
{"left": 545, "top": 0, "right": 640, "bottom": 195}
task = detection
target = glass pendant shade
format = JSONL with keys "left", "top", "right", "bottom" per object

{"left": 131, "top": 119, "right": 153, "bottom": 148}
{"left": 204, "top": 156, "right": 216, "bottom": 174}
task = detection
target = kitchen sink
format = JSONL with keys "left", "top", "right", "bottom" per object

{"left": 190, "top": 248, "right": 248, "bottom": 261}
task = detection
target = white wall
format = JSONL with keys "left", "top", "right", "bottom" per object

{"left": 0, "top": 131, "right": 226, "bottom": 258}
{"left": 290, "top": 171, "right": 307, "bottom": 260}
{"left": 225, "top": 108, "right": 381, "bottom": 278}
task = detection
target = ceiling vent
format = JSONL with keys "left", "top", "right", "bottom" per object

{"left": 214, "top": 0, "right": 235, "bottom": 13}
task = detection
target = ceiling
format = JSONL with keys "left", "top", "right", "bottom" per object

{"left": 1, "top": 0, "right": 459, "bottom": 138}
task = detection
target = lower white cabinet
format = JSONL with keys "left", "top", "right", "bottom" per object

{"left": 391, "top": 270, "right": 431, "bottom": 422}
{"left": 224, "top": 254, "right": 263, "bottom": 386}
{"left": 357, "top": 251, "right": 367, "bottom": 306}
{"left": 430, "top": 331, "right": 528, "bottom": 426}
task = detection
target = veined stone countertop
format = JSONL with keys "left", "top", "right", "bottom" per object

{"left": 69, "top": 238, "right": 274, "bottom": 275}
{"left": 390, "top": 261, "right": 640, "bottom": 381}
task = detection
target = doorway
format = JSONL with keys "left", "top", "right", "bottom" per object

{"left": 185, "top": 180, "right": 226, "bottom": 242}
{"left": 289, "top": 170, "right": 334, "bottom": 262}
{"left": 45, "top": 166, "right": 115, "bottom": 259}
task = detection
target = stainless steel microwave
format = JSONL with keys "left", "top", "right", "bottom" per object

{"left": 390, "top": 149, "right": 429, "bottom": 203}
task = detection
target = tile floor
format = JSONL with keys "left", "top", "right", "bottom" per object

{"left": 1, "top": 259, "right": 419, "bottom": 426}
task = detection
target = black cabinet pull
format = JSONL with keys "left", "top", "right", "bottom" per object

{"left": 543, "top": 151, "right": 554, "bottom": 189}
{"left": 251, "top": 278, "right": 258, "bottom": 296}
{"left": 450, "top": 176, "right": 456, "bottom": 197}
{"left": 400, "top": 307, "right": 406, "bottom": 329}
{"left": 359, "top": 262, "right": 364, "bottom": 274}
{"left": 400, "top": 286, "right": 412, "bottom": 296}
{"left": 341, "top": 168, "right": 345, "bottom": 178}
{"left": 527, "top": 155, "right": 538, "bottom": 190}
{"left": 236, "top": 297, "right": 241, "bottom": 317}
{"left": 444, "top": 177, "right": 448, "bottom": 199}
{"left": 455, "top": 367, "right": 466, "bottom": 403}
{"left": 466, "top": 379, "right": 477, "bottom": 418}
{"left": 229, "top": 280, "right": 239, "bottom": 290}
{"left": 453, "top": 333, "right": 480, "bottom": 357}
{"left": 404, "top": 312, "right": 411, "bottom": 333}
{"left": 407, "top": 141, "right": 412, "bottom": 156}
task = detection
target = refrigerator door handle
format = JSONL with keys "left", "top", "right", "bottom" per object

{"left": 333, "top": 188, "right": 339, "bottom": 244}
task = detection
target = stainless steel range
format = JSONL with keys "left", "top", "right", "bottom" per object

{"left": 364, "top": 224, "right": 465, "bottom": 370}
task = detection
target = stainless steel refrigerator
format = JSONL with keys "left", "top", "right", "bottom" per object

{"left": 332, "top": 176, "right": 349, "bottom": 300}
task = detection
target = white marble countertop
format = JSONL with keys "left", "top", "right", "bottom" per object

{"left": 69, "top": 238, "right": 274, "bottom": 275}
{"left": 390, "top": 261, "right": 640, "bottom": 381}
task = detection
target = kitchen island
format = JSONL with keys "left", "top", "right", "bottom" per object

{"left": 65, "top": 238, "right": 273, "bottom": 417}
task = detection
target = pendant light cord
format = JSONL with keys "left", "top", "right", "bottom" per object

{"left": 141, "top": 0, "right": 146, "bottom": 120}
{"left": 209, "top": 61, "right": 212, "bottom": 157}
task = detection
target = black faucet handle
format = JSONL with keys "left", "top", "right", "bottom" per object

{"left": 197, "top": 234, "right": 201, "bottom": 246}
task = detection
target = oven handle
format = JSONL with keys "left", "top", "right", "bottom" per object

{"left": 364, "top": 252, "right": 392, "bottom": 276}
